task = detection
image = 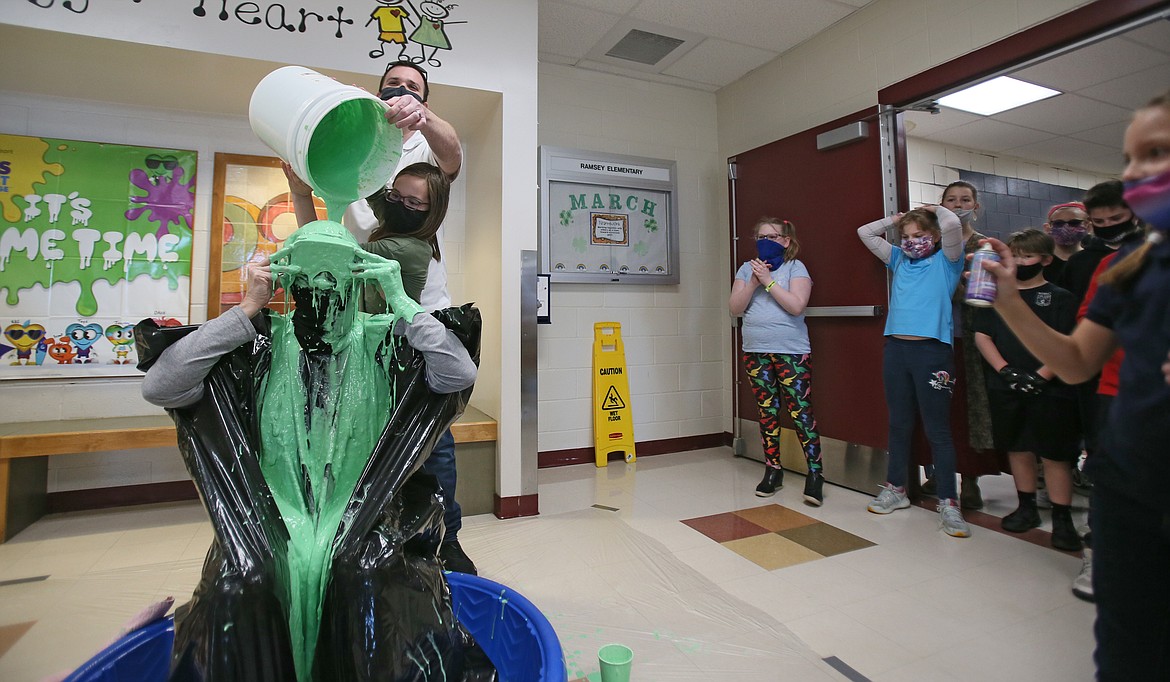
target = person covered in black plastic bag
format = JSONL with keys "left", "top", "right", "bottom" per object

{"left": 134, "top": 220, "right": 493, "bottom": 682}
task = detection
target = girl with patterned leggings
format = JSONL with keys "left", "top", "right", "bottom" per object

{"left": 729, "top": 218, "right": 824, "bottom": 506}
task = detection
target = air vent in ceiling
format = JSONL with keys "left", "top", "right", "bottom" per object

{"left": 605, "top": 29, "right": 685, "bottom": 66}
{"left": 586, "top": 19, "right": 703, "bottom": 75}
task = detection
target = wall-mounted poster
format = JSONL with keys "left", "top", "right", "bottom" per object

{"left": 540, "top": 147, "right": 678, "bottom": 284}
{"left": 207, "top": 153, "right": 326, "bottom": 320}
{"left": 0, "top": 133, "right": 195, "bottom": 379}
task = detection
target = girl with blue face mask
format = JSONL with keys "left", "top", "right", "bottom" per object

{"left": 729, "top": 219, "right": 824, "bottom": 505}
{"left": 857, "top": 205, "right": 969, "bottom": 537}
{"left": 979, "top": 89, "right": 1170, "bottom": 680}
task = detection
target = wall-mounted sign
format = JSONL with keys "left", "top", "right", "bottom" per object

{"left": 540, "top": 147, "right": 678, "bottom": 285}
{"left": 0, "top": 133, "right": 195, "bottom": 379}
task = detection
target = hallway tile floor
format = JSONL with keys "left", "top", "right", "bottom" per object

{"left": 0, "top": 447, "right": 1094, "bottom": 681}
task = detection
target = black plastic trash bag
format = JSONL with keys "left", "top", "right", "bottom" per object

{"left": 135, "top": 304, "right": 495, "bottom": 682}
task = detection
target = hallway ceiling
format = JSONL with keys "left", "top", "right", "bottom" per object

{"left": 2, "top": 6, "right": 1166, "bottom": 177}
{"left": 538, "top": 0, "right": 875, "bottom": 91}
{"left": 903, "top": 18, "right": 1170, "bottom": 176}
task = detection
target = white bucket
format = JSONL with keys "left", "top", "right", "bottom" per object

{"left": 248, "top": 66, "right": 402, "bottom": 208}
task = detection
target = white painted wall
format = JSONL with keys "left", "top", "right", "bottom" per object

{"left": 536, "top": 63, "right": 729, "bottom": 453}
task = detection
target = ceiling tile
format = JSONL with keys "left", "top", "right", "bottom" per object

{"left": 920, "top": 118, "right": 1056, "bottom": 153}
{"left": 993, "top": 93, "right": 1133, "bottom": 136}
{"left": 1004, "top": 136, "right": 1120, "bottom": 172}
{"left": 1067, "top": 120, "right": 1130, "bottom": 150}
{"left": 903, "top": 109, "right": 982, "bottom": 137}
{"left": 1078, "top": 64, "right": 1170, "bottom": 111}
{"left": 1121, "top": 19, "right": 1170, "bottom": 55}
{"left": 557, "top": 0, "right": 642, "bottom": 14}
{"left": 628, "top": 0, "right": 854, "bottom": 52}
{"left": 1012, "top": 36, "right": 1170, "bottom": 91}
{"left": 539, "top": 1, "right": 624, "bottom": 61}
{"left": 661, "top": 37, "right": 777, "bottom": 88}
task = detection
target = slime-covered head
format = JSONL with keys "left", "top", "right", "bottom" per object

{"left": 271, "top": 221, "right": 366, "bottom": 355}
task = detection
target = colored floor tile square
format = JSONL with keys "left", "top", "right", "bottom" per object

{"left": 723, "top": 533, "right": 825, "bottom": 570}
{"left": 778, "top": 522, "right": 875, "bottom": 557}
{"left": 734, "top": 504, "right": 818, "bottom": 532}
{"left": 0, "top": 621, "right": 36, "bottom": 659}
{"left": 681, "top": 512, "right": 771, "bottom": 543}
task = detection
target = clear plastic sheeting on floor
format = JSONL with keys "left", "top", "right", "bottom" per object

{"left": 464, "top": 508, "right": 842, "bottom": 681}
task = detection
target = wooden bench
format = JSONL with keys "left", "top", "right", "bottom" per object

{"left": 0, "top": 408, "right": 497, "bottom": 543}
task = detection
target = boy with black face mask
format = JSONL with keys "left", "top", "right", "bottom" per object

{"left": 973, "top": 229, "right": 1082, "bottom": 551}
{"left": 1059, "top": 180, "right": 1145, "bottom": 306}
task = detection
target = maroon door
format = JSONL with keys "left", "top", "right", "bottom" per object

{"left": 730, "top": 108, "right": 903, "bottom": 480}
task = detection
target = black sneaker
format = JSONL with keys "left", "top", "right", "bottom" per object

{"left": 439, "top": 540, "right": 478, "bottom": 575}
{"left": 803, "top": 471, "right": 824, "bottom": 507}
{"left": 755, "top": 467, "right": 783, "bottom": 497}
{"left": 920, "top": 476, "right": 937, "bottom": 496}
{"left": 1001, "top": 505, "right": 1041, "bottom": 533}
{"left": 960, "top": 476, "right": 984, "bottom": 510}
{"left": 1051, "top": 513, "right": 1083, "bottom": 552}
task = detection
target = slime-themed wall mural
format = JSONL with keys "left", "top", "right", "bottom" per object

{"left": 0, "top": 133, "right": 195, "bottom": 379}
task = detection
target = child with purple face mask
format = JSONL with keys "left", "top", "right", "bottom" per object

{"left": 1042, "top": 201, "right": 1088, "bottom": 285}
{"left": 857, "top": 206, "right": 969, "bottom": 537}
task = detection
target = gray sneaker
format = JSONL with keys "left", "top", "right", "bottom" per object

{"left": 938, "top": 499, "right": 971, "bottom": 538}
{"left": 867, "top": 484, "right": 910, "bottom": 514}
{"left": 1036, "top": 488, "right": 1053, "bottom": 509}
{"left": 1072, "top": 548, "right": 1094, "bottom": 602}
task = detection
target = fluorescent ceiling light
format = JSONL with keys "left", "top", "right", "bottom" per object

{"left": 937, "top": 76, "right": 1061, "bottom": 116}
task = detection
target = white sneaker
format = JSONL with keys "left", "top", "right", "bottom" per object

{"left": 867, "top": 484, "right": 910, "bottom": 514}
{"left": 938, "top": 499, "right": 971, "bottom": 538}
{"left": 1072, "top": 548, "right": 1094, "bottom": 602}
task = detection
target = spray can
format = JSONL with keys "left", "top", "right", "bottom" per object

{"left": 965, "top": 243, "right": 1000, "bottom": 307}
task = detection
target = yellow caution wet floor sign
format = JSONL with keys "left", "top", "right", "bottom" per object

{"left": 593, "top": 322, "right": 635, "bottom": 466}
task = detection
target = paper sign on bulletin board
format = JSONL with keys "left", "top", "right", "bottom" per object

{"left": 540, "top": 147, "right": 678, "bottom": 285}
{"left": 0, "top": 133, "right": 196, "bottom": 379}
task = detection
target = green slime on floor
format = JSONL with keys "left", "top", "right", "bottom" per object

{"left": 258, "top": 221, "right": 416, "bottom": 681}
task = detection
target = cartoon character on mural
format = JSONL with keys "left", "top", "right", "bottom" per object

{"left": 46, "top": 336, "right": 77, "bottom": 365}
{"left": 367, "top": 0, "right": 415, "bottom": 60}
{"left": 366, "top": 0, "right": 466, "bottom": 68}
{"left": 2, "top": 322, "right": 46, "bottom": 366}
{"left": 144, "top": 154, "right": 180, "bottom": 185}
{"left": 66, "top": 322, "right": 104, "bottom": 363}
{"left": 126, "top": 158, "right": 195, "bottom": 238}
{"left": 410, "top": 2, "right": 465, "bottom": 67}
{"left": 105, "top": 323, "right": 136, "bottom": 364}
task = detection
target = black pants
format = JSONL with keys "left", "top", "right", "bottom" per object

{"left": 1092, "top": 483, "right": 1170, "bottom": 680}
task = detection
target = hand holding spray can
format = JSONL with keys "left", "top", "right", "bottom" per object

{"left": 965, "top": 243, "right": 1000, "bottom": 307}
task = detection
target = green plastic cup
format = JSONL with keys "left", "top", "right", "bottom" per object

{"left": 598, "top": 643, "right": 633, "bottom": 682}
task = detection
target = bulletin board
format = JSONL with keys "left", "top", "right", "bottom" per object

{"left": 0, "top": 133, "right": 196, "bottom": 379}
{"left": 540, "top": 147, "right": 678, "bottom": 284}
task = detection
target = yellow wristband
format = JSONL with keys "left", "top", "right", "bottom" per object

{"left": 764, "top": 280, "right": 775, "bottom": 292}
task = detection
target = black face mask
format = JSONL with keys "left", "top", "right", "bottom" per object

{"left": 1014, "top": 262, "right": 1044, "bottom": 281}
{"left": 379, "top": 85, "right": 425, "bottom": 104}
{"left": 1093, "top": 219, "right": 1138, "bottom": 244}
{"left": 382, "top": 199, "right": 428, "bottom": 235}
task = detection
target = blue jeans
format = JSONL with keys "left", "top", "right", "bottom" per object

{"left": 1091, "top": 483, "right": 1170, "bottom": 680}
{"left": 883, "top": 338, "right": 958, "bottom": 500}
{"left": 422, "top": 428, "right": 462, "bottom": 541}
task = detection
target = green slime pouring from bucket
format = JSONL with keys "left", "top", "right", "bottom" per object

{"left": 261, "top": 98, "right": 407, "bottom": 681}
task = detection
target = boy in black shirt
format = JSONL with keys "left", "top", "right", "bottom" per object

{"left": 974, "top": 229, "right": 1081, "bottom": 551}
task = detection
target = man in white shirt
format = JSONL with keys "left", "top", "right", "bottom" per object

{"left": 287, "top": 59, "right": 475, "bottom": 574}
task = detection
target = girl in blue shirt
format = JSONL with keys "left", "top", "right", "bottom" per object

{"left": 857, "top": 205, "right": 969, "bottom": 537}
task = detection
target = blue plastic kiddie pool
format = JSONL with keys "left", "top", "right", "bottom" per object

{"left": 64, "top": 572, "right": 566, "bottom": 682}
